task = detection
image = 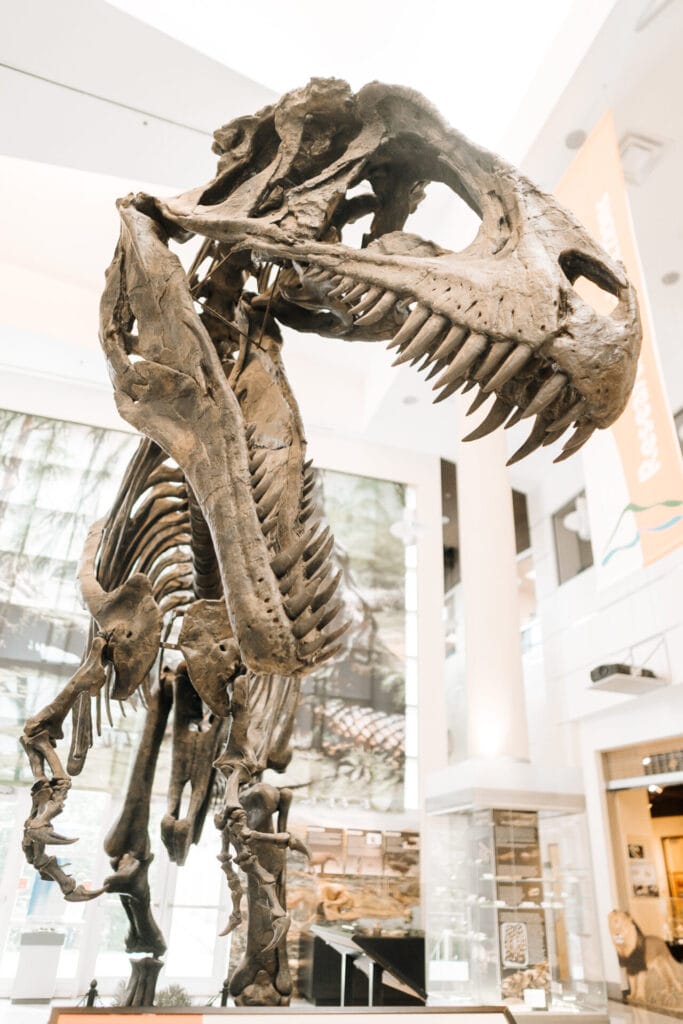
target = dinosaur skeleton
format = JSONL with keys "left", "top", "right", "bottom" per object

{"left": 19, "top": 79, "right": 641, "bottom": 1006}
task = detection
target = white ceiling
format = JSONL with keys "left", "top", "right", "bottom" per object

{"left": 105, "top": 0, "right": 578, "bottom": 153}
{"left": 3, "top": 0, "right": 676, "bottom": 495}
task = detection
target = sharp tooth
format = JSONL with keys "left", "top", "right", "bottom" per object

{"left": 292, "top": 603, "right": 334, "bottom": 640}
{"left": 317, "top": 600, "right": 344, "bottom": 632}
{"left": 319, "top": 642, "right": 344, "bottom": 661}
{"left": 433, "top": 377, "right": 466, "bottom": 403}
{"left": 461, "top": 379, "right": 477, "bottom": 393}
{"left": 253, "top": 474, "right": 275, "bottom": 503}
{"left": 327, "top": 276, "right": 356, "bottom": 299}
{"left": 300, "top": 619, "right": 350, "bottom": 658}
{"left": 466, "top": 389, "right": 490, "bottom": 416}
{"left": 285, "top": 582, "right": 321, "bottom": 620}
{"left": 392, "top": 314, "right": 450, "bottom": 367}
{"left": 262, "top": 512, "right": 278, "bottom": 536}
{"left": 251, "top": 464, "right": 268, "bottom": 489}
{"left": 433, "top": 325, "right": 468, "bottom": 362}
{"left": 305, "top": 533, "right": 335, "bottom": 577}
{"left": 425, "top": 358, "right": 448, "bottom": 382}
{"left": 521, "top": 372, "right": 568, "bottom": 419}
{"left": 507, "top": 417, "right": 548, "bottom": 465}
{"left": 270, "top": 526, "right": 317, "bottom": 577}
{"left": 505, "top": 406, "right": 525, "bottom": 429}
{"left": 387, "top": 305, "right": 431, "bottom": 351}
{"left": 299, "top": 497, "right": 315, "bottom": 520}
{"left": 249, "top": 449, "right": 268, "bottom": 474}
{"left": 256, "top": 483, "right": 282, "bottom": 518}
{"left": 542, "top": 426, "right": 567, "bottom": 447}
{"left": 483, "top": 344, "right": 532, "bottom": 393}
{"left": 299, "top": 633, "right": 328, "bottom": 657}
{"left": 432, "top": 333, "right": 488, "bottom": 389}
{"left": 311, "top": 570, "right": 342, "bottom": 612}
{"left": 343, "top": 282, "right": 369, "bottom": 305}
{"left": 350, "top": 286, "right": 384, "bottom": 316}
{"left": 553, "top": 422, "right": 595, "bottom": 462}
{"left": 318, "top": 275, "right": 345, "bottom": 294}
{"left": 302, "top": 266, "right": 328, "bottom": 280}
{"left": 355, "top": 290, "right": 398, "bottom": 327}
{"left": 462, "top": 397, "right": 512, "bottom": 442}
{"left": 304, "top": 525, "right": 331, "bottom": 560}
{"left": 547, "top": 398, "right": 586, "bottom": 432}
{"left": 473, "top": 341, "right": 513, "bottom": 382}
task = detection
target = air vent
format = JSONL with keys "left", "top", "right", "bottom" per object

{"left": 619, "top": 132, "right": 666, "bottom": 186}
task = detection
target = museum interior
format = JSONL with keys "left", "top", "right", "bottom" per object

{"left": 2, "top": 0, "right": 683, "bottom": 1020}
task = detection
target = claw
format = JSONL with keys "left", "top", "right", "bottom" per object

{"left": 218, "top": 911, "right": 242, "bottom": 938}
{"left": 25, "top": 826, "right": 78, "bottom": 846}
{"left": 289, "top": 836, "right": 310, "bottom": 859}
{"left": 261, "top": 914, "right": 291, "bottom": 955}
{"left": 64, "top": 884, "right": 105, "bottom": 902}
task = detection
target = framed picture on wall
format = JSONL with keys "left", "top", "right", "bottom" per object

{"left": 629, "top": 859, "right": 660, "bottom": 897}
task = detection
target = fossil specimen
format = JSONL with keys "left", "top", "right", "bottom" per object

{"left": 19, "top": 79, "right": 641, "bottom": 1006}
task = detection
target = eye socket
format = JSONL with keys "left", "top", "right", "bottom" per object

{"left": 559, "top": 250, "right": 620, "bottom": 315}
{"left": 406, "top": 181, "right": 481, "bottom": 252}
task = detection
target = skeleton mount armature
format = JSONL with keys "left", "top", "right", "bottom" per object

{"left": 20, "top": 79, "right": 641, "bottom": 1006}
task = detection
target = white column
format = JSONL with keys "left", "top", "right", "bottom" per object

{"left": 455, "top": 396, "right": 529, "bottom": 762}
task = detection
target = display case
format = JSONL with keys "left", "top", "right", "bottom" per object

{"left": 425, "top": 805, "right": 606, "bottom": 1016}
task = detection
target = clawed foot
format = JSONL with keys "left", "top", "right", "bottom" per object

{"left": 262, "top": 914, "right": 291, "bottom": 955}
{"left": 65, "top": 884, "right": 105, "bottom": 902}
{"left": 25, "top": 826, "right": 77, "bottom": 846}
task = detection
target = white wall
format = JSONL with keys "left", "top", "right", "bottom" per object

{"left": 525, "top": 452, "right": 683, "bottom": 986}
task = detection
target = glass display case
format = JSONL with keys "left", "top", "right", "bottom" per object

{"left": 425, "top": 805, "right": 606, "bottom": 1016}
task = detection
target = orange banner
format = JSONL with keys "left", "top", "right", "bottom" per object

{"left": 556, "top": 112, "right": 683, "bottom": 583}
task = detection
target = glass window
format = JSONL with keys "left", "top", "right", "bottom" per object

{"left": 274, "top": 469, "right": 413, "bottom": 814}
{"left": 552, "top": 491, "right": 594, "bottom": 584}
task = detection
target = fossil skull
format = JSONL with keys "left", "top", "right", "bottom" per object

{"left": 100, "top": 79, "right": 641, "bottom": 678}
{"left": 157, "top": 78, "right": 641, "bottom": 464}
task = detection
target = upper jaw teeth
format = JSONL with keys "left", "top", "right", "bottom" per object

{"left": 294, "top": 262, "right": 595, "bottom": 464}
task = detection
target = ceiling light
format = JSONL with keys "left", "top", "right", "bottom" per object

{"left": 662, "top": 271, "right": 680, "bottom": 286}
{"left": 619, "top": 132, "right": 665, "bottom": 186}
{"left": 565, "top": 129, "right": 587, "bottom": 151}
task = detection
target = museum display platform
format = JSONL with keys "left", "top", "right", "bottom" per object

{"left": 49, "top": 1008, "right": 519, "bottom": 1023}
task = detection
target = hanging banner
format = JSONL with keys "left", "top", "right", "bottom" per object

{"left": 556, "top": 112, "right": 683, "bottom": 587}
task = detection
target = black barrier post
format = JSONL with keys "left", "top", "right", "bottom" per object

{"left": 220, "top": 978, "right": 230, "bottom": 1007}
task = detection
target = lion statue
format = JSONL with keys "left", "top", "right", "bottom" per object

{"left": 609, "top": 909, "right": 683, "bottom": 1013}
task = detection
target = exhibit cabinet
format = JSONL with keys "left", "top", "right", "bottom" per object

{"left": 424, "top": 805, "right": 605, "bottom": 1016}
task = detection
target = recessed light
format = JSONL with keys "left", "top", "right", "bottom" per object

{"left": 402, "top": 395, "right": 418, "bottom": 405}
{"left": 662, "top": 271, "right": 680, "bottom": 286}
{"left": 565, "top": 130, "right": 587, "bottom": 150}
{"left": 619, "top": 132, "right": 665, "bottom": 185}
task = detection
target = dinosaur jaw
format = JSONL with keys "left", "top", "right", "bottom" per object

{"left": 257, "top": 245, "right": 640, "bottom": 466}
